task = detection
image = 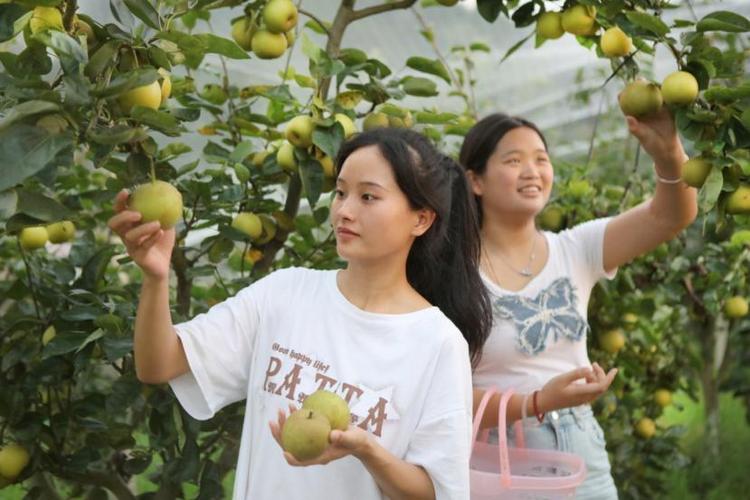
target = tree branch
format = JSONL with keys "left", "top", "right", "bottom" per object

{"left": 351, "top": 0, "right": 418, "bottom": 21}
{"left": 56, "top": 470, "right": 135, "bottom": 500}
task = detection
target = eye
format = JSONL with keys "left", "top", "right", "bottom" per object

{"left": 504, "top": 157, "right": 521, "bottom": 165}
{"left": 361, "top": 193, "right": 376, "bottom": 201}
{"left": 334, "top": 189, "right": 345, "bottom": 198}
{"left": 537, "top": 156, "right": 549, "bottom": 163}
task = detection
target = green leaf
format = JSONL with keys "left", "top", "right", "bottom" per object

{"left": 124, "top": 0, "right": 162, "bottom": 30}
{"left": 415, "top": 111, "right": 457, "bottom": 124}
{"left": 86, "top": 41, "right": 120, "bottom": 80}
{"left": 0, "top": 4, "right": 28, "bottom": 43}
{"left": 129, "top": 107, "right": 184, "bottom": 136}
{"left": 313, "top": 125, "right": 344, "bottom": 161}
{"left": 229, "top": 141, "right": 255, "bottom": 163}
{"left": 16, "top": 189, "right": 71, "bottom": 221}
{"left": 299, "top": 160, "right": 324, "bottom": 207}
{"left": 406, "top": 56, "right": 451, "bottom": 83}
{"left": 699, "top": 164, "right": 724, "bottom": 212}
{"left": 402, "top": 76, "right": 439, "bottom": 97}
{"left": 88, "top": 124, "right": 146, "bottom": 145}
{"left": 469, "top": 42, "right": 491, "bottom": 53}
{"left": 477, "top": 0, "right": 506, "bottom": 23}
{"left": 301, "top": 33, "right": 323, "bottom": 64}
{"left": 625, "top": 11, "right": 670, "bottom": 37}
{"left": 78, "top": 246, "right": 118, "bottom": 291}
{"left": 0, "top": 100, "right": 60, "bottom": 132}
{"left": 194, "top": 33, "right": 250, "bottom": 59}
{"left": 91, "top": 67, "right": 159, "bottom": 98}
{"left": 500, "top": 32, "right": 534, "bottom": 64}
{"left": 697, "top": 11, "right": 750, "bottom": 33}
{"left": 43, "top": 330, "right": 101, "bottom": 358}
{"left": 0, "top": 125, "right": 73, "bottom": 192}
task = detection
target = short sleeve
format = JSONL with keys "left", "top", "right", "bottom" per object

{"left": 404, "top": 331, "right": 473, "bottom": 500}
{"left": 558, "top": 217, "right": 617, "bottom": 285}
{"left": 169, "top": 270, "right": 283, "bottom": 420}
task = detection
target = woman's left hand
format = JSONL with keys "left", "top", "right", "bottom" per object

{"left": 269, "top": 405, "right": 372, "bottom": 466}
{"left": 625, "top": 106, "right": 688, "bottom": 177}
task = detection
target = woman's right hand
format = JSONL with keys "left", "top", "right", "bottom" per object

{"left": 107, "top": 189, "right": 175, "bottom": 281}
{"left": 537, "top": 363, "right": 618, "bottom": 413}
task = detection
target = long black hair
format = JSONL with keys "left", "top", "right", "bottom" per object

{"left": 458, "top": 113, "right": 548, "bottom": 223}
{"left": 336, "top": 128, "right": 492, "bottom": 366}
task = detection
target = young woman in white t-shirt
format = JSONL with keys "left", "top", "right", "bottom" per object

{"left": 459, "top": 109, "right": 697, "bottom": 498}
{"left": 107, "top": 127, "right": 493, "bottom": 500}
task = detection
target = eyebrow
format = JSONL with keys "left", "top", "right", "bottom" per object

{"left": 336, "top": 178, "right": 387, "bottom": 190}
{"left": 500, "top": 148, "right": 548, "bottom": 156}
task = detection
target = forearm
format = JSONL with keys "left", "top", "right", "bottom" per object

{"left": 134, "top": 275, "right": 189, "bottom": 383}
{"left": 356, "top": 439, "right": 435, "bottom": 500}
{"left": 473, "top": 389, "right": 534, "bottom": 429}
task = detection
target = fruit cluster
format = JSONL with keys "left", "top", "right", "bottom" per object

{"left": 231, "top": 0, "right": 298, "bottom": 60}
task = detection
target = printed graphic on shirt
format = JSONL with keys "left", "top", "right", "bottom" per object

{"left": 262, "top": 342, "right": 400, "bottom": 437}
{"left": 492, "top": 277, "right": 588, "bottom": 355}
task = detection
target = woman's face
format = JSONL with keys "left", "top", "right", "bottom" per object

{"left": 468, "top": 126, "right": 553, "bottom": 220}
{"left": 331, "top": 145, "right": 434, "bottom": 263}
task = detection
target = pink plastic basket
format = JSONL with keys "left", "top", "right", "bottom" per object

{"left": 470, "top": 387, "right": 587, "bottom": 499}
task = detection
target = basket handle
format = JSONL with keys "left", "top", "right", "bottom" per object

{"left": 496, "top": 388, "right": 515, "bottom": 488}
{"left": 470, "top": 386, "right": 498, "bottom": 451}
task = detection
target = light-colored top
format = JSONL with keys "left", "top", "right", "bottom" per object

{"left": 473, "top": 218, "right": 617, "bottom": 393}
{"left": 169, "top": 267, "right": 473, "bottom": 500}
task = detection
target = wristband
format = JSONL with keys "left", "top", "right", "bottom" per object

{"left": 656, "top": 174, "right": 682, "bottom": 184}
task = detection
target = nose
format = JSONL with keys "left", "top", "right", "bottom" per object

{"left": 332, "top": 193, "right": 355, "bottom": 222}
{"left": 520, "top": 159, "right": 540, "bottom": 179}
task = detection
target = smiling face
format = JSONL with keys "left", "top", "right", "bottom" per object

{"left": 468, "top": 126, "right": 553, "bottom": 221}
{"left": 331, "top": 145, "right": 435, "bottom": 264}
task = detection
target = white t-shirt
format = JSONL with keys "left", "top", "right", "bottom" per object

{"left": 473, "top": 218, "right": 616, "bottom": 393}
{"left": 169, "top": 267, "right": 473, "bottom": 500}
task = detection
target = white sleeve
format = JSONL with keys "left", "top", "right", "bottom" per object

{"left": 559, "top": 217, "right": 617, "bottom": 285}
{"left": 404, "top": 332, "right": 473, "bottom": 500}
{"left": 169, "top": 271, "right": 280, "bottom": 420}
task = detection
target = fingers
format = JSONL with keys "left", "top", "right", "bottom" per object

{"left": 108, "top": 210, "right": 142, "bottom": 235}
{"left": 113, "top": 189, "right": 129, "bottom": 213}
{"left": 269, "top": 421, "right": 281, "bottom": 446}
{"left": 139, "top": 228, "right": 165, "bottom": 251}
{"left": 558, "top": 366, "right": 594, "bottom": 385}
{"left": 124, "top": 221, "right": 161, "bottom": 246}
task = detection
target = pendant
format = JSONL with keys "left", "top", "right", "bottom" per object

{"left": 520, "top": 267, "right": 532, "bottom": 277}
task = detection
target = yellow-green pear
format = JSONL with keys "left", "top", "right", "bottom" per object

{"left": 726, "top": 184, "right": 750, "bottom": 215}
{"left": 601, "top": 27, "right": 632, "bottom": 57}
{"left": 281, "top": 409, "right": 331, "bottom": 461}
{"left": 263, "top": 0, "right": 298, "bottom": 34}
{"left": 537, "top": 12, "right": 564, "bottom": 40}
{"left": 276, "top": 141, "right": 297, "bottom": 172}
{"left": 599, "top": 328, "right": 625, "bottom": 354}
{"left": 46, "top": 221, "right": 75, "bottom": 243}
{"left": 129, "top": 180, "right": 183, "bottom": 229}
{"left": 231, "top": 17, "right": 256, "bottom": 51}
{"left": 561, "top": 5, "right": 597, "bottom": 36}
{"left": 251, "top": 29, "right": 288, "bottom": 59}
{"left": 334, "top": 113, "right": 356, "bottom": 138}
{"left": 635, "top": 417, "right": 656, "bottom": 439}
{"left": 231, "top": 212, "right": 263, "bottom": 239}
{"left": 118, "top": 81, "right": 162, "bottom": 114}
{"left": 662, "top": 71, "right": 699, "bottom": 106}
{"left": 285, "top": 115, "right": 315, "bottom": 148}
{"left": 0, "top": 444, "right": 30, "bottom": 481}
{"left": 303, "top": 390, "right": 351, "bottom": 431}
{"left": 654, "top": 389, "right": 672, "bottom": 408}
{"left": 29, "top": 6, "right": 63, "bottom": 34}
{"left": 19, "top": 227, "right": 48, "bottom": 251}
{"left": 363, "top": 112, "right": 390, "bottom": 131}
{"left": 724, "top": 296, "right": 748, "bottom": 318}
{"left": 618, "top": 80, "right": 663, "bottom": 118}
{"left": 681, "top": 157, "right": 712, "bottom": 188}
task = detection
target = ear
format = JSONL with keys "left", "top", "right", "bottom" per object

{"left": 411, "top": 209, "right": 436, "bottom": 237}
{"left": 466, "top": 169, "right": 484, "bottom": 197}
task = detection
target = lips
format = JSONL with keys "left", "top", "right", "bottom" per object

{"left": 518, "top": 185, "right": 542, "bottom": 194}
{"left": 336, "top": 227, "right": 359, "bottom": 237}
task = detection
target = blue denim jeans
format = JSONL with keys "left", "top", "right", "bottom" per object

{"left": 493, "top": 405, "right": 618, "bottom": 499}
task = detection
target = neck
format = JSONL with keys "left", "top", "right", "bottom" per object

{"left": 481, "top": 212, "right": 539, "bottom": 254}
{"left": 337, "top": 256, "right": 417, "bottom": 313}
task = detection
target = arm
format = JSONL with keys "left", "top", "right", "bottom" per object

{"left": 270, "top": 412, "right": 435, "bottom": 500}
{"left": 473, "top": 363, "right": 617, "bottom": 430}
{"left": 603, "top": 108, "right": 698, "bottom": 271}
{"left": 108, "top": 190, "right": 189, "bottom": 384}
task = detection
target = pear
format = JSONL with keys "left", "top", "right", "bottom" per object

{"left": 537, "top": 12, "right": 564, "bottom": 40}
{"left": 662, "top": 71, "right": 699, "bottom": 106}
{"left": 129, "top": 180, "right": 183, "bottom": 229}
{"left": 0, "top": 444, "right": 30, "bottom": 481}
{"left": 618, "top": 80, "right": 662, "bottom": 118}
{"left": 281, "top": 409, "right": 331, "bottom": 461}
{"left": 46, "top": 221, "right": 75, "bottom": 243}
{"left": 19, "top": 227, "right": 48, "bottom": 251}
{"left": 303, "top": 390, "right": 351, "bottom": 431}
{"left": 680, "top": 158, "right": 712, "bottom": 188}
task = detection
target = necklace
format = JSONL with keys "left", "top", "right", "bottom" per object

{"left": 484, "top": 231, "right": 539, "bottom": 280}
